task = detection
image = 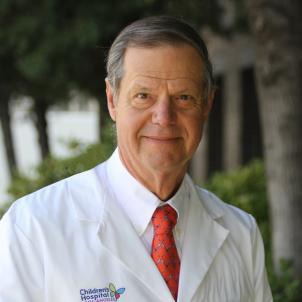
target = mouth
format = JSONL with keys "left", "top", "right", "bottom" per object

{"left": 142, "top": 136, "right": 181, "bottom": 143}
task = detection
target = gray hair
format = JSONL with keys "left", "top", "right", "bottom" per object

{"left": 106, "top": 15, "right": 214, "bottom": 99}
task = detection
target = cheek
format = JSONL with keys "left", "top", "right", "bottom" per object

{"left": 183, "top": 113, "right": 204, "bottom": 133}
{"left": 183, "top": 117, "right": 204, "bottom": 147}
{"left": 115, "top": 113, "right": 143, "bottom": 141}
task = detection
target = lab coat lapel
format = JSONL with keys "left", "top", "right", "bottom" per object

{"left": 70, "top": 167, "right": 173, "bottom": 301}
{"left": 97, "top": 192, "right": 175, "bottom": 302}
{"left": 177, "top": 181, "right": 229, "bottom": 302}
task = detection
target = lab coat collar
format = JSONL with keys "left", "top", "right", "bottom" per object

{"left": 106, "top": 148, "right": 161, "bottom": 236}
{"left": 69, "top": 157, "right": 226, "bottom": 223}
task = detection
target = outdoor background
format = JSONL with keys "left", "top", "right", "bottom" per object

{"left": 0, "top": 0, "right": 301, "bottom": 300}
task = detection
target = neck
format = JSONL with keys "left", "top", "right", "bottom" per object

{"left": 119, "top": 153, "right": 187, "bottom": 201}
{"left": 137, "top": 169, "right": 186, "bottom": 201}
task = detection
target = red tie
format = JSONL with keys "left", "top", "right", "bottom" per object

{"left": 151, "top": 205, "right": 180, "bottom": 301}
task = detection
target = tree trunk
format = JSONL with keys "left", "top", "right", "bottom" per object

{"left": 223, "top": 69, "right": 242, "bottom": 171}
{"left": 0, "top": 97, "right": 17, "bottom": 177}
{"left": 246, "top": 0, "right": 302, "bottom": 280}
{"left": 33, "top": 99, "right": 50, "bottom": 159}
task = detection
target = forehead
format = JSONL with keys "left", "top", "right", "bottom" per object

{"left": 122, "top": 45, "right": 205, "bottom": 86}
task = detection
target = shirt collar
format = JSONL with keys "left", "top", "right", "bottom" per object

{"left": 106, "top": 148, "right": 188, "bottom": 236}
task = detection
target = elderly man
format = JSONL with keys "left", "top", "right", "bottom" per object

{"left": 0, "top": 16, "right": 272, "bottom": 302}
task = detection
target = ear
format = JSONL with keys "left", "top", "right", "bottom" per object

{"left": 203, "top": 88, "right": 215, "bottom": 118}
{"left": 105, "top": 78, "right": 117, "bottom": 122}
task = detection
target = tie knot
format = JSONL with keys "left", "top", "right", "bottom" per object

{"left": 152, "top": 205, "right": 178, "bottom": 235}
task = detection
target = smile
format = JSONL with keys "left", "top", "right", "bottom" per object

{"left": 143, "top": 136, "right": 181, "bottom": 143}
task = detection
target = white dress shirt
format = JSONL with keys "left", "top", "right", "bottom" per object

{"left": 104, "top": 148, "right": 189, "bottom": 256}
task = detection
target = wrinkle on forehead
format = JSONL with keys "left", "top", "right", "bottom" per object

{"left": 122, "top": 45, "right": 205, "bottom": 83}
{"left": 131, "top": 74, "right": 203, "bottom": 85}
{"left": 128, "top": 75, "right": 203, "bottom": 93}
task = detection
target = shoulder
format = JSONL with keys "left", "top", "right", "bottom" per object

{"left": 1, "top": 160, "right": 109, "bottom": 232}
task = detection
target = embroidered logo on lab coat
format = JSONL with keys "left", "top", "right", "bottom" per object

{"left": 80, "top": 283, "right": 125, "bottom": 301}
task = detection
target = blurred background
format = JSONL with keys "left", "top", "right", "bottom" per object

{"left": 0, "top": 0, "right": 301, "bottom": 300}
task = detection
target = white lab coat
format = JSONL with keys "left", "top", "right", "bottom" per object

{"left": 0, "top": 160, "right": 272, "bottom": 302}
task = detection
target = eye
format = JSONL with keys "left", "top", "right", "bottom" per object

{"left": 132, "top": 91, "right": 154, "bottom": 109}
{"left": 135, "top": 92, "right": 149, "bottom": 99}
{"left": 175, "top": 94, "right": 195, "bottom": 103}
{"left": 174, "top": 94, "right": 201, "bottom": 109}
{"left": 178, "top": 95, "right": 191, "bottom": 101}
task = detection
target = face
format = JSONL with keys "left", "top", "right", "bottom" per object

{"left": 106, "top": 44, "right": 214, "bottom": 179}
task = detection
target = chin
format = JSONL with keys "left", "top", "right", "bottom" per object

{"left": 145, "top": 154, "right": 186, "bottom": 172}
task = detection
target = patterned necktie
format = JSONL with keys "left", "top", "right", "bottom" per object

{"left": 151, "top": 205, "right": 180, "bottom": 301}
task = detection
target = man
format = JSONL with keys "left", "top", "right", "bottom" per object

{"left": 0, "top": 16, "right": 272, "bottom": 301}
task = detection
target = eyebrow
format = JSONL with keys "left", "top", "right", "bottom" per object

{"left": 130, "top": 82, "right": 158, "bottom": 91}
{"left": 129, "top": 76, "right": 204, "bottom": 96}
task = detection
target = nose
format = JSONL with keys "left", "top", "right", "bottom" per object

{"left": 152, "top": 94, "right": 176, "bottom": 127}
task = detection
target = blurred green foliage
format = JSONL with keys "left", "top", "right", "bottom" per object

{"left": 7, "top": 142, "right": 111, "bottom": 199}
{"left": 269, "top": 259, "right": 301, "bottom": 302}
